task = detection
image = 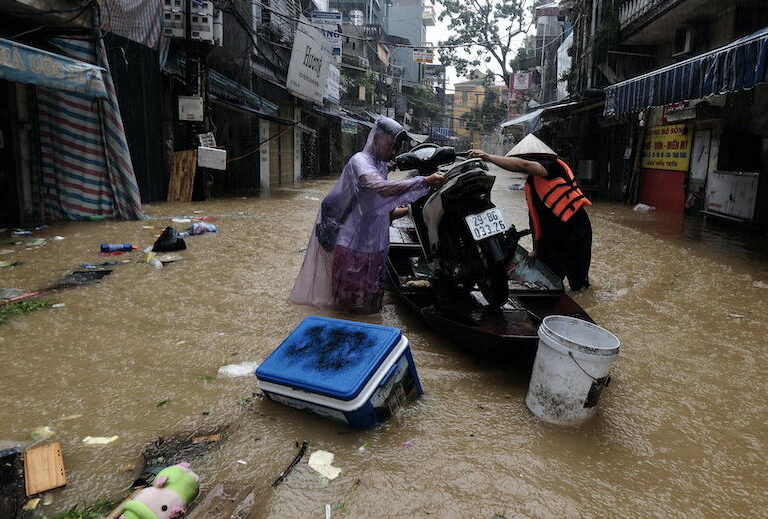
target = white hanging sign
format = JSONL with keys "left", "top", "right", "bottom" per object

{"left": 287, "top": 18, "right": 332, "bottom": 105}
{"left": 325, "top": 64, "right": 340, "bottom": 104}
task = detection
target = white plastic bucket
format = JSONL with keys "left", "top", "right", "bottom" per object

{"left": 526, "top": 316, "right": 620, "bottom": 425}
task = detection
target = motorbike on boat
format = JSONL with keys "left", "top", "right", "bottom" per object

{"left": 395, "top": 144, "right": 522, "bottom": 307}
{"left": 388, "top": 143, "right": 592, "bottom": 357}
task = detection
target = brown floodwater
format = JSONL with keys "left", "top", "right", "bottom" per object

{"left": 1, "top": 165, "right": 767, "bottom": 518}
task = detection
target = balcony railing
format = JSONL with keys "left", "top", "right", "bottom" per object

{"left": 422, "top": 5, "right": 436, "bottom": 26}
{"left": 618, "top": 0, "right": 683, "bottom": 30}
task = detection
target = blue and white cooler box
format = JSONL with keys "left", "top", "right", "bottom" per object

{"left": 256, "top": 316, "right": 423, "bottom": 428}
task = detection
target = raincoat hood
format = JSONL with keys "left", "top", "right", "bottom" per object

{"left": 363, "top": 116, "right": 406, "bottom": 162}
{"left": 505, "top": 134, "right": 558, "bottom": 158}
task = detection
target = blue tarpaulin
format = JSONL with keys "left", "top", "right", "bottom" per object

{"left": 604, "top": 25, "right": 768, "bottom": 116}
{"left": 0, "top": 37, "right": 107, "bottom": 99}
{"left": 430, "top": 127, "right": 452, "bottom": 139}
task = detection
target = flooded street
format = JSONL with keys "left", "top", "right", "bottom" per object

{"left": 2, "top": 168, "right": 767, "bottom": 518}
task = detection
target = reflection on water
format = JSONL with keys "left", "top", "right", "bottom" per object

{"left": 609, "top": 206, "right": 768, "bottom": 277}
{"left": 0, "top": 170, "right": 766, "bottom": 518}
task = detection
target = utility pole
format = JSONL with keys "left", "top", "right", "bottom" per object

{"left": 185, "top": 0, "right": 194, "bottom": 147}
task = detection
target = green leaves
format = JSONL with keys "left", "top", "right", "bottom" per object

{"left": 435, "top": 0, "right": 528, "bottom": 84}
{"left": 50, "top": 499, "right": 117, "bottom": 519}
{"left": 0, "top": 300, "right": 52, "bottom": 325}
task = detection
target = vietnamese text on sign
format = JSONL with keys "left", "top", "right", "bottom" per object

{"left": 287, "top": 20, "right": 331, "bottom": 105}
{"left": 413, "top": 48, "right": 434, "bottom": 63}
{"left": 641, "top": 124, "right": 691, "bottom": 171}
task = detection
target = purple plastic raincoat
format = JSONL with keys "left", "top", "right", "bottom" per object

{"left": 290, "top": 117, "right": 430, "bottom": 314}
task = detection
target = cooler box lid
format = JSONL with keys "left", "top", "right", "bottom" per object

{"left": 256, "top": 316, "right": 403, "bottom": 401}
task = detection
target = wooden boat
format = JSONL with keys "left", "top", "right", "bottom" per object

{"left": 387, "top": 215, "right": 593, "bottom": 358}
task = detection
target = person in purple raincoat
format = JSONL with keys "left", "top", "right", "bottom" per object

{"left": 291, "top": 117, "right": 445, "bottom": 314}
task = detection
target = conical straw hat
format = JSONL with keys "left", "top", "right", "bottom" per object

{"left": 505, "top": 134, "right": 557, "bottom": 158}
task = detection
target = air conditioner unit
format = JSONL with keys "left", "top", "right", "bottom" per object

{"left": 672, "top": 27, "right": 693, "bottom": 57}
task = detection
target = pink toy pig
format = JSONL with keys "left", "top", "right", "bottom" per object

{"left": 119, "top": 462, "right": 200, "bottom": 519}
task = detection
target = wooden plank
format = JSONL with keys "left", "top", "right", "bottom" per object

{"left": 23, "top": 442, "right": 66, "bottom": 496}
{"left": 168, "top": 150, "right": 197, "bottom": 202}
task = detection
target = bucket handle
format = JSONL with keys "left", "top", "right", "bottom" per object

{"left": 568, "top": 351, "right": 607, "bottom": 384}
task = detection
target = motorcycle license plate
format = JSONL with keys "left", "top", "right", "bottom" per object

{"left": 465, "top": 208, "right": 507, "bottom": 241}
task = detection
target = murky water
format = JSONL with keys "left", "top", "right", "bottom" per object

{"left": 1, "top": 165, "right": 767, "bottom": 518}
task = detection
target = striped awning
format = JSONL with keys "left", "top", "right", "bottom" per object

{"left": 604, "top": 25, "right": 768, "bottom": 116}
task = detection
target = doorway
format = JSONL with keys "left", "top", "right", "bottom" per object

{"left": 0, "top": 79, "right": 20, "bottom": 225}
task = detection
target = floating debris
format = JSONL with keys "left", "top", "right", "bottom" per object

{"left": 82, "top": 436, "right": 119, "bottom": 445}
{"left": 22, "top": 498, "right": 40, "bottom": 511}
{"left": 272, "top": 441, "right": 308, "bottom": 487}
{"left": 0, "top": 288, "right": 24, "bottom": 300}
{"left": 217, "top": 361, "right": 260, "bottom": 378}
{"left": 308, "top": 450, "right": 341, "bottom": 480}
{"left": 29, "top": 426, "right": 55, "bottom": 441}
{"left": 191, "top": 434, "right": 221, "bottom": 444}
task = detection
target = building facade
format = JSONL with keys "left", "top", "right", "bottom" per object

{"left": 499, "top": 0, "right": 768, "bottom": 229}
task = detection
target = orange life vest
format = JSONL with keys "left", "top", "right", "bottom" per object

{"left": 529, "top": 158, "right": 592, "bottom": 223}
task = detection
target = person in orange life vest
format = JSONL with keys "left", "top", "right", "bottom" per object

{"left": 468, "top": 134, "right": 592, "bottom": 291}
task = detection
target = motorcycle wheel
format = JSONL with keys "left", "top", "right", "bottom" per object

{"left": 478, "top": 259, "right": 509, "bottom": 307}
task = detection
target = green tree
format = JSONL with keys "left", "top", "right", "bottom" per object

{"left": 408, "top": 85, "right": 441, "bottom": 130}
{"left": 462, "top": 86, "right": 508, "bottom": 134}
{"left": 341, "top": 72, "right": 377, "bottom": 104}
{"left": 436, "top": 0, "right": 528, "bottom": 85}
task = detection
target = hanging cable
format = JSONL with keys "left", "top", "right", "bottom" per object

{"left": 225, "top": 122, "right": 299, "bottom": 164}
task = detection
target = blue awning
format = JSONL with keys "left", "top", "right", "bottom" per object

{"left": 0, "top": 37, "right": 107, "bottom": 98}
{"left": 604, "top": 25, "right": 768, "bottom": 116}
{"left": 208, "top": 69, "right": 278, "bottom": 113}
